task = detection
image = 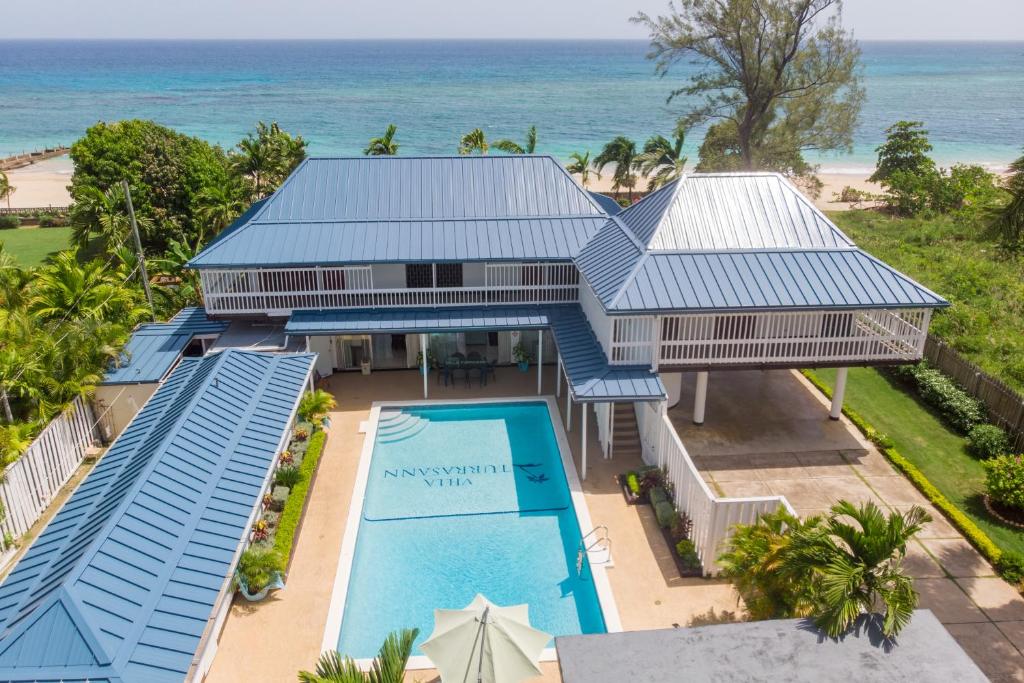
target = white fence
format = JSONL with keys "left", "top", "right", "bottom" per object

{"left": 634, "top": 401, "right": 794, "bottom": 572}
{"left": 201, "top": 263, "right": 580, "bottom": 315}
{"left": 0, "top": 397, "right": 99, "bottom": 548}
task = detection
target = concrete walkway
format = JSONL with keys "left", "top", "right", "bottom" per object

{"left": 670, "top": 369, "right": 1024, "bottom": 682}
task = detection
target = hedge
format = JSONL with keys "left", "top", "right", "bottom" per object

{"left": 272, "top": 429, "right": 327, "bottom": 570}
{"left": 802, "top": 370, "right": 1005, "bottom": 567}
{"left": 884, "top": 362, "right": 984, "bottom": 434}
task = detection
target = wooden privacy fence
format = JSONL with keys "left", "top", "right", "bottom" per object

{"left": 0, "top": 397, "right": 99, "bottom": 549}
{"left": 634, "top": 401, "right": 794, "bottom": 572}
{"left": 923, "top": 336, "right": 1024, "bottom": 451}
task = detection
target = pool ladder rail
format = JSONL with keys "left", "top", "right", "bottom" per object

{"left": 576, "top": 526, "right": 612, "bottom": 575}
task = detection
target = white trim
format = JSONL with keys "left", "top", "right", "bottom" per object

{"left": 319, "top": 396, "right": 621, "bottom": 671}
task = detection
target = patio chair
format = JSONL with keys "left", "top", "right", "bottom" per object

{"left": 483, "top": 360, "right": 497, "bottom": 384}
{"left": 467, "top": 351, "right": 482, "bottom": 361}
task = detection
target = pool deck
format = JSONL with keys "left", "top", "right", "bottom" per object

{"left": 206, "top": 365, "right": 739, "bottom": 682}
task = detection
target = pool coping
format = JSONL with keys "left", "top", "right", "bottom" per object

{"left": 319, "top": 395, "right": 622, "bottom": 671}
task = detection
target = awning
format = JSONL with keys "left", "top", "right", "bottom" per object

{"left": 286, "top": 305, "right": 665, "bottom": 403}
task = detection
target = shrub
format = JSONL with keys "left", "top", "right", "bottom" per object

{"left": 297, "top": 389, "right": 336, "bottom": 426}
{"left": 649, "top": 486, "right": 668, "bottom": 506}
{"left": 654, "top": 500, "right": 677, "bottom": 528}
{"left": 293, "top": 427, "right": 309, "bottom": 442}
{"left": 997, "top": 552, "right": 1024, "bottom": 585}
{"left": 625, "top": 471, "right": 640, "bottom": 495}
{"left": 671, "top": 511, "right": 693, "bottom": 542}
{"left": 0, "top": 216, "right": 20, "bottom": 229}
{"left": 639, "top": 467, "right": 663, "bottom": 493}
{"left": 251, "top": 518, "right": 270, "bottom": 542}
{"left": 675, "top": 539, "right": 701, "bottom": 570}
{"left": 236, "top": 548, "right": 282, "bottom": 593}
{"left": 37, "top": 213, "right": 66, "bottom": 227}
{"left": 984, "top": 454, "right": 1024, "bottom": 510}
{"left": 274, "top": 431, "right": 326, "bottom": 566}
{"left": 274, "top": 465, "right": 302, "bottom": 488}
{"left": 966, "top": 424, "right": 1010, "bottom": 460}
{"left": 886, "top": 363, "right": 984, "bottom": 433}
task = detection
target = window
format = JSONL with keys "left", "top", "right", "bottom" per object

{"left": 436, "top": 263, "right": 463, "bottom": 288}
{"left": 405, "top": 264, "right": 433, "bottom": 288}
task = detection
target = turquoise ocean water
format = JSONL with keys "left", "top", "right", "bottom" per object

{"left": 1, "top": 40, "right": 1022, "bottom": 170}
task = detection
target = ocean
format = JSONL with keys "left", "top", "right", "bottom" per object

{"left": 1, "top": 39, "right": 1022, "bottom": 171}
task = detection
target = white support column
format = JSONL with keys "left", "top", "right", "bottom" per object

{"left": 556, "top": 354, "right": 562, "bottom": 398}
{"left": 606, "top": 402, "right": 614, "bottom": 459}
{"left": 830, "top": 367, "right": 849, "bottom": 420}
{"left": 566, "top": 392, "right": 572, "bottom": 432}
{"left": 537, "top": 330, "right": 544, "bottom": 395}
{"left": 581, "top": 403, "right": 588, "bottom": 481}
{"left": 693, "top": 371, "right": 709, "bottom": 425}
{"left": 420, "top": 333, "right": 429, "bottom": 399}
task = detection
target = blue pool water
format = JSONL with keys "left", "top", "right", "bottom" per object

{"left": 337, "top": 402, "right": 606, "bottom": 658}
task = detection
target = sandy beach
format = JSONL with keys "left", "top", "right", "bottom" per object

{"left": 3, "top": 156, "right": 73, "bottom": 209}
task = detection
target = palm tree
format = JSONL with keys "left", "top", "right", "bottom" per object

{"left": 153, "top": 237, "right": 204, "bottom": 308}
{"left": 298, "top": 389, "right": 336, "bottom": 426}
{"left": 566, "top": 151, "right": 600, "bottom": 188}
{"left": 786, "top": 501, "right": 930, "bottom": 638}
{"left": 637, "top": 121, "right": 688, "bottom": 190}
{"left": 494, "top": 125, "right": 538, "bottom": 154}
{"left": 69, "top": 185, "right": 152, "bottom": 250}
{"left": 458, "top": 128, "right": 489, "bottom": 155}
{"left": 299, "top": 628, "right": 418, "bottom": 683}
{"left": 718, "top": 507, "right": 820, "bottom": 620}
{"left": 29, "top": 249, "right": 148, "bottom": 324}
{"left": 196, "top": 183, "right": 245, "bottom": 235}
{"left": 231, "top": 134, "right": 274, "bottom": 200}
{"left": 990, "top": 149, "right": 1024, "bottom": 246}
{"left": 0, "top": 171, "right": 15, "bottom": 209}
{"left": 593, "top": 136, "right": 640, "bottom": 201}
{"left": 364, "top": 124, "right": 400, "bottom": 156}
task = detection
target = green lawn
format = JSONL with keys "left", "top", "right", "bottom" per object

{"left": 815, "top": 366, "right": 1024, "bottom": 557}
{"left": 0, "top": 227, "right": 72, "bottom": 266}
{"left": 829, "top": 211, "right": 1024, "bottom": 393}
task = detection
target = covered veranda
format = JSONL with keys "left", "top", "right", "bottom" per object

{"left": 285, "top": 304, "right": 666, "bottom": 480}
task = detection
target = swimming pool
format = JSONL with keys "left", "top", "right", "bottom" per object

{"left": 324, "top": 399, "right": 616, "bottom": 662}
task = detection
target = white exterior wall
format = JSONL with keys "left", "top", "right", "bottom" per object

{"left": 370, "top": 264, "right": 405, "bottom": 288}
{"left": 578, "top": 276, "right": 613, "bottom": 355}
{"left": 463, "top": 262, "right": 486, "bottom": 287}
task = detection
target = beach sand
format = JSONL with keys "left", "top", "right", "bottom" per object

{"left": 580, "top": 170, "right": 881, "bottom": 212}
{"left": 3, "top": 156, "right": 73, "bottom": 209}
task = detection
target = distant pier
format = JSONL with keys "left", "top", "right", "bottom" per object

{"left": 0, "top": 146, "right": 69, "bottom": 171}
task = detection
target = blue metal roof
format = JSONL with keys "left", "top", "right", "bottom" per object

{"left": 189, "top": 156, "right": 606, "bottom": 268}
{"left": 599, "top": 249, "right": 949, "bottom": 313}
{"left": 286, "top": 305, "right": 664, "bottom": 402}
{"left": 0, "top": 349, "right": 315, "bottom": 683}
{"left": 101, "top": 308, "right": 228, "bottom": 385}
{"left": 587, "top": 192, "right": 622, "bottom": 216}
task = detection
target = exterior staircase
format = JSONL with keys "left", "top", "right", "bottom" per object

{"left": 612, "top": 403, "right": 643, "bottom": 461}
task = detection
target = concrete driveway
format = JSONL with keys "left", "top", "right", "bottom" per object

{"left": 668, "top": 369, "right": 1024, "bottom": 682}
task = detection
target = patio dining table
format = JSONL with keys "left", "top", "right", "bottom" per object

{"left": 439, "top": 357, "right": 496, "bottom": 387}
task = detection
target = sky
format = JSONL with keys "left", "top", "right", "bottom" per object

{"left": 2, "top": 0, "right": 1023, "bottom": 41}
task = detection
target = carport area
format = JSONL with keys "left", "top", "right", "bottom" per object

{"left": 666, "top": 368, "right": 1024, "bottom": 681}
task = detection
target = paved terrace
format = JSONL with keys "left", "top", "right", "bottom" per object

{"left": 207, "top": 366, "right": 1024, "bottom": 682}
{"left": 670, "top": 369, "right": 1024, "bottom": 682}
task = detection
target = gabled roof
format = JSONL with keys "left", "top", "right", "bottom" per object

{"left": 285, "top": 305, "right": 665, "bottom": 402}
{"left": 101, "top": 308, "right": 228, "bottom": 385}
{"left": 576, "top": 173, "right": 948, "bottom": 313}
{"left": 617, "top": 173, "right": 853, "bottom": 250}
{"left": 0, "top": 350, "right": 315, "bottom": 683}
{"left": 189, "top": 156, "right": 606, "bottom": 267}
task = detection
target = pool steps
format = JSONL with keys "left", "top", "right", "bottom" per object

{"left": 376, "top": 410, "right": 430, "bottom": 443}
{"left": 577, "top": 526, "right": 613, "bottom": 573}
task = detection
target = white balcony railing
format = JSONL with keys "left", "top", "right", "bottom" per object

{"left": 608, "top": 308, "right": 931, "bottom": 367}
{"left": 200, "top": 263, "right": 580, "bottom": 315}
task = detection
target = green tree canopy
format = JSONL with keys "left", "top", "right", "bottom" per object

{"left": 494, "top": 126, "right": 538, "bottom": 154}
{"left": 990, "top": 150, "right": 1024, "bottom": 246}
{"left": 633, "top": 0, "right": 864, "bottom": 191}
{"left": 230, "top": 121, "right": 307, "bottom": 201}
{"left": 70, "top": 119, "right": 233, "bottom": 252}
{"left": 566, "top": 151, "right": 600, "bottom": 188}
{"left": 364, "top": 124, "right": 400, "bottom": 156}
{"left": 869, "top": 121, "right": 935, "bottom": 184}
{"left": 593, "top": 137, "right": 640, "bottom": 201}
{"left": 458, "top": 128, "right": 489, "bottom": 155}
{"left": 637, "top": 121, "right": 688, "bottom": 190}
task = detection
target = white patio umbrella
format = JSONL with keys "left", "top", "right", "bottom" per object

{"left": 420, "top": 594, "right": 552, "bottom": 683}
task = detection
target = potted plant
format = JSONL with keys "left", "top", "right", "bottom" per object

{"left": 235, "top": 548, "right": 285, "bottom": 602}
{"left": 415, "top": 349, "right": 438, "bottom": 374}
{"left": 513, "top": 342, "right": 532, "bottom": 372}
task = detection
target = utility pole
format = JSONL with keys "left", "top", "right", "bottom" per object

{"left": 121, "top": 179, "right": 156, "bottom": 322}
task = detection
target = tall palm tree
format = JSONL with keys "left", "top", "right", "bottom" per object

{"left": 458, "top": 128, "right": 489, "bottom": 155}
{"left": 69, "top": 185, "right": 152, "bottom": 250}
{"left": 593, "top": 136, "right": 640, "bottom": 201}
{"left": 231, "top": 134, "right": 273, "bottom": 200}
{"left": 990, "top": 149, "right": 1024, "bottom": 246}
{"left": 364, "top": 124, "right": 400, "bottom": 156}
{"left": 0, "top": 171, "right": 15, "bottom": 209}
{"left": 494, "top": 125, "right": 538, "bottom": 154}
{"left": 786, "top": 500, "right": 930, "bottom": 638}
{"left": 637, "top": 121, "right": 688, "bottom": 190}
{"left": 29, "top": 249, "right": 148, "bottom": 324}
{"left": 196, "top": 183, "right": 245, "bottom": 235}
{"left": 299, "top": 628, "right": 418, "bottom": 683}
{"left": 566, "top": 151, "right": 600, "bottom": 188}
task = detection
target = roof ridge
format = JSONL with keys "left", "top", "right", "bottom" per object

{"left": 245, "top": 214, "right": 607, "bottom": 225}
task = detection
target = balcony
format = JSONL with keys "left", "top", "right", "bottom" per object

{"left": 200, "top": 263, "right": 580, "bottom": 315}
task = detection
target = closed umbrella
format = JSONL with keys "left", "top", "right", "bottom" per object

{"left": 420, "top": 594, "right": 551, "bottom": 683}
